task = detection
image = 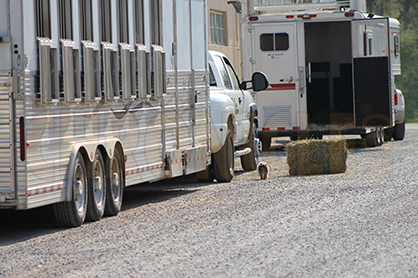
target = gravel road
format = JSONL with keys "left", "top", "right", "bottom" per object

{"left": 1, "top": 125, "right": 418, "bottom": 277}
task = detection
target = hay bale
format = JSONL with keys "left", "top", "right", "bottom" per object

{"left": 286, "top": 138, "right": 348, "bottom": 175}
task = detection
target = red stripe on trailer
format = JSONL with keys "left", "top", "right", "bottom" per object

{"left": 265, "top": 83, "right": 296, "bottom": 91}
{"left": 277, "top": 127, "right": 285, "bottom": 130}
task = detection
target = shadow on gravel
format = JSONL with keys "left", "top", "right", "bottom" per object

{"left": 122, "top": 174, "right": 207, "bottom": 211}
{"left": 0, "top": 175, "right": 209, "bottom": 246}
{"left": 0, "top": 205, "right": 60, "bottom": 247}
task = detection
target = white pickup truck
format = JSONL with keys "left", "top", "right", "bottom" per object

{"left": 197, "top": 51, "right": 269, "bottom": 182}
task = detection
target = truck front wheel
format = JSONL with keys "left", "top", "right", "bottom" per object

{"left": 241, "top": 124, "right": 258, "bottom": 171}
{"left": 213, "top": 130, "right": 234, "bottom": 182}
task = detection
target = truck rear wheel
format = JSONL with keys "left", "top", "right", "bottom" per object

{"left": 213, "top": 130, "right": 234, "bottom": 182}
{"left": 53, "top": 153, "right": 88, "bottom": 227}
{"left": 86, "top": 150, "right": 106, "bottom": 221}
{"left": 241, "top": 124, "right": 258, "bottom": 171}
{"left": 105, "top": 148, "right": 124, "bottom": 216}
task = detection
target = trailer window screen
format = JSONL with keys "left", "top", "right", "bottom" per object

{"left": 79, "top": 0, "right": 93, "bottom": 41}
{"left": 118, "top": 0, "right": 129, "bottom": 43}
{"left": 260, "top": 33, "right": 289, "bottom": 51}
{"left": 210, "top": 12, "right": 225, "bottom": 45}
{"left": 100, "top": 0, "right": 112, "bottom": 42}
{"left": 35, "top": 0, "right": 51, "bottom": 38}
{"left": 151, "top": 0, "right": 161, "bottom": 45}
{"left": 134, "top": 0, "right": 144, "bottom": 44}
{"left": 59, "top": 0, "right": 73, "bottom": 40}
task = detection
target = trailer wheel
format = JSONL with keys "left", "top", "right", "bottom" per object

{"left": 196, "top": 162, "right": 215, "bottom": 182}
{"left": 241, "top": 124, "right": 258, "bottom": 171}
{"left": 86, "top": 150, "right": 106, "bottom": 221}
{"left": 53, "top": 153, "right": 88, "bottom": 227}
{"left": 105, "top": 148, "right": 124, "bottom": 216}
{"left": 365, "top": 129, "right": 382, "bottom": 147}
{"left": 262, "top": 137, "right": 271, "bottom": 151}
{"left": 213, "top": 130, "right": 234, "bottom": 182}
{"left": 393, "top": 119, "right": 405, "bottom": 141}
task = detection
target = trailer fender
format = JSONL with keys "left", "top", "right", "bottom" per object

{"left": 65, "top": 139, "right": 123, "bottom": 202}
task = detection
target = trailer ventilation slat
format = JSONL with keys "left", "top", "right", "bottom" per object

{"left": 263, "top": 106, "right": 291, "bottom": 128}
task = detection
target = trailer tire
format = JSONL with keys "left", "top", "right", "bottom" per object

{"left": 86, "top": 150, "right": 106, "bottom": 222}
{"left": 241, "top": 124, "right": 258, "bottom": 171}
{"left": 366, "top": 130, "right": 382, "bottom": 147}
{"left": 105, "top": 148, "right": 124, "bottom": 216}
{"left": 53, "top": 153, "right": 88, "bottom": 227}
{"left": 213, "top": 130, "right": 234, "bottom": 182}
{"left": 393, "top": 119, "right": 405, "bottom": 141}
{"left": 196, "top": 162, "right": 215, "bottom": 182}
{"left": 262, "top": 137, "right": 271, "bottom": 151}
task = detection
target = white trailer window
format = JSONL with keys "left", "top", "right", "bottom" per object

{"left": 134, "top": 0, "right": 144, "bottom": 44}
{"left": 35, "top": 0, "right": 51, "bottom": 38}
{"left": 59, "top": 0, "right": 73, "bottom": 40}
{"left": 118, "top": 0, "right": 129, "bottom": 43}
{"left": 210, "top": 12, "right": 225, "bottom": 45}
{"left": 79, "top": 0, "right": 93, "bottom": 41}
{"left": 100, "top": 0, "right": 112, "bottom": 42}
{"left": 260, "top": 33, "right": 289, "bottom": 51}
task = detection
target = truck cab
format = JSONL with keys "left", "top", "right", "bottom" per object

{"left": 197, "top": 51, "right": 268, "bottom": 182}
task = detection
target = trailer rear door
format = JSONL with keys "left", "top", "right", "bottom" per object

{"left": 352, "top": 18, "right": 392, "bottom": 127}
{"left": 252, "top": 23, "right": 306, "bottom": 131}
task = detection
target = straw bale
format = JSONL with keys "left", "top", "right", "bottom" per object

{"left": 286, "top": 138, "right": 348, "bottom": 175}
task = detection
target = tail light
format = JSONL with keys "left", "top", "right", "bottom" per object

{"left": 394, "top": 91, "right": 398, "bottom": 105}
{"left": 19, "top": 117, "right": 26, "bottom": 161}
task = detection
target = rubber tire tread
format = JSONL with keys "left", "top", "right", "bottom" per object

{"left": 86, "top": 150, "right": 106, "bottom": 222}
{"left": 105, "top": 148, "right": 124, "bottom": 216}
{"left": 241, "top": 124, "right": 258, "bottom": 171}
{"left": 213, "top": 130, "right": 234, "bottom": 182}
{"left": 53, "top": 153, "right": 88, "bottom": 227}
{"left": 393, "top": 120, "right": 405, "bottom": 141}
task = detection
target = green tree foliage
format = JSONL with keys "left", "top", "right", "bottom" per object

{"left": 368, "top": 0, "right": 418, "bottom": 122}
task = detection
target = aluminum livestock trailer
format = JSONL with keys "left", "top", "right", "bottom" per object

{"left": 0, "top": 0, "right": 211, "bottom": 227}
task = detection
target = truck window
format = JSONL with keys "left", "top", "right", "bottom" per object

{"left": 214, "top": 56, "right": 232, "bottom": 89}
{"left": 223, "top": 59, "right": 240, "bottom": 90}
{"left": 260, "top": 33, "right": 289, "bottom": 51}
{"left": 209, "top": 65, "right": 217, "bottom": 86}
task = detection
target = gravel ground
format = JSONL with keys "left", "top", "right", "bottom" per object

{"left": 1, "top": 125, "right": 418, "bottom": 277}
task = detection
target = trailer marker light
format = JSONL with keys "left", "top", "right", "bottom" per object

{"left": 292, "top": 126, "right": 300, "bottom": 130}
{"left": 262, "top": 128, "right": 270, "bottom": 131}
{"left": 249, "top": 16, "right": 259, "bottom": 21}
{"left": 286, "top": 15, "right": 294, "bottom": 19}
{"left": 345, "top": 12, "right": 355, "bottom": 17}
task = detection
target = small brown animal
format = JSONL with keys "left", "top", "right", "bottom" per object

{"left": 258, "top": 161, "right": 269, "bottom": 180}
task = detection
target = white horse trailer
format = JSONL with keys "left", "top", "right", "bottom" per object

{"left": 0, "top": 0, "right": 211, "bottom": 227}
{"left": 241, "top": 0, "right": 401, "bottom": 150}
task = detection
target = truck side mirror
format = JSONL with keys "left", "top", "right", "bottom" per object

{"left": 251, "top": 72, "right": 269, "bottom": 92}
{"left": 239, "top": 72, "right": 269, "bottom": 91}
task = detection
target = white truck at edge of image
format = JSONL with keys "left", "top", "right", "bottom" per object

{"left": 239, "top": 0, "right": 404, "bottom": 150}
{"left": 196, "top": 51, "right": 268, "bottom": 182}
